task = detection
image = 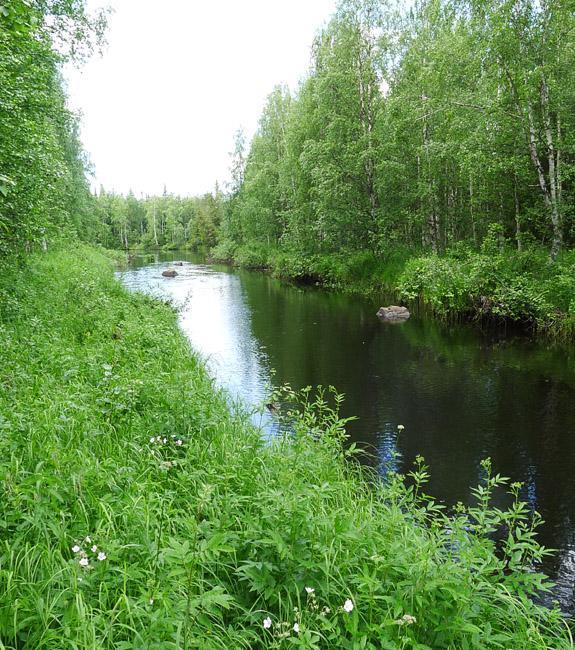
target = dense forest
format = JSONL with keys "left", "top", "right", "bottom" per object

{"left": 93, "top": 0, "right": 575, "bottom": 335}
{"left": 3, "top": 0, "right": 573, "bottom": 273}
{"left": 93, "top": 187, "right": 226, "bottom": 251}
{"left": 222, "top": 0, "right": 573, "bottom": 259}
{"left": 98, "top": 0, "right": 573, "bottom": 258}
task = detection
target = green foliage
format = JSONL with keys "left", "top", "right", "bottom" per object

{"left": 194, "top": 0, "right": 575, "bottom": 304}
{"left": 233, "top": 243, "right": 271, "bottom": 269}
{"left": 93, "top": 188, "right": 225, "bottom": 252}
{"left": 0, "top": 246, "right": 572, "bottom": 648}
{"left": 0, "top": 0, "right": 107, "bottom": 261}
{"left": 398, "top": 241, "right": 575, "bottom": 336}
{"left": 209, "top": 238, "right": 238, "bottom": 263}
{"left": 217, "top": 244, "right": 411, "bottom": 299}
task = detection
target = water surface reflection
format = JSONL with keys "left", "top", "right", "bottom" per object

{"left": 119, "top": 252, "right": 575, "bottom": 610}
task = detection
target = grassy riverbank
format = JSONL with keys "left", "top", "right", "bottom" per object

{"left": 0, "top": 246, "right": 572, "bottom": 648}
{"left": 210, "top": 237, "right": 575, "bottom": 341}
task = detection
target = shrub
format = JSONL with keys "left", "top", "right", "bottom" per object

{"left": 398, "top": 244, "right": 575, "bottom": 336}
{"left": 234, "top": 243, "right": 270, "bottom": 269}
{"left": 210, "top": 238, "right": 237, "bottom": 262}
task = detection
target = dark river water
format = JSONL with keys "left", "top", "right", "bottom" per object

{"left": 119, "top": 251, "right": 575, "bottom": 611}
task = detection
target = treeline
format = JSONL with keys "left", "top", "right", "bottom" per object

{"left": 0, "top": 0, "right": 106, "bottom": 263}
{"left": 95, "top": 0, "right": 573, "bottom": 263}
{"left": 221, "top": 0, "right": 573, "bottom": 260}
{"left": 92, "top": 187, "right": 226, "bottom": 251}
{"left": 84, "top": 0, "right": 575, "bottom": 334}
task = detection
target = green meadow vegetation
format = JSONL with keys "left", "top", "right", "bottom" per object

{"left": 0, "top": 247, "right": 573, "bottom": 648}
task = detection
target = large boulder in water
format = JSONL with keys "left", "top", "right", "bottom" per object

{"left": 377, "top": 305, "right": 410, "bottom": 321}
{"left": 162, "top": 268, "right": 178, "bottom": 277}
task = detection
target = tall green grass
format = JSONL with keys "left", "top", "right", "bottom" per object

{"left": 0, "top": 246, "right": 572, "bottom": 648}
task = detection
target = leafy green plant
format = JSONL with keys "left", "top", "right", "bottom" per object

{"left": 210, "top": 238, "right": 238, "bottom": 263}
{"left": 398, "top": 244, "right": 575, "bottom": 338}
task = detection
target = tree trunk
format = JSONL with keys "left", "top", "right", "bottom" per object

{"left": 540, "top": 76, "right": 561, "bottom": 259}
{"left": 526, "top": 95, "right": 561, "bottom": 259}
{"left": 557, "top": 115, "right": 562, "bottom": 205}
{"left": 469, "top": 176, "right": 477, "bottom": 246}
{"left": 152, "top": 204, "right": 158, "bottom": 247}
{"left": 422, "top": 102, "right": 438, "bottom": 253}
{"left": 503, "top": 62, "right": 561, "bottom": 259}
{"left": 514, "top": 175, "right": 522, "bottom": 252}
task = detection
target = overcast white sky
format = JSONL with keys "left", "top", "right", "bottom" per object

{"left": 64, "top": 0, "right": 337, "bottom": 197}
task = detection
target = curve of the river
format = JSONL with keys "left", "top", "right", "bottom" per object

{"left": 119, "top": 251, "right": 575, "bottom": 611}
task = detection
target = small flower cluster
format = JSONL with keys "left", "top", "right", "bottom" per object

{"left": 305, "top": 585, "right": 319, "bottom": 612}
{"left": 263, "top": 618, "right": 299, "bottom": 639}
{"left": 262, "top": 589, "right": 353, "bottom": 639}
{"left": 302, "top": 586, "right": 334, "bottom": 616}
{"left": 72, "top": 536, "right": 107, "bottom": 568}
{"left": 394, "top": 614, "right": 416, "bottom": 626}
{"left": 149, "top": 434, "right": 184, "bottom": 447}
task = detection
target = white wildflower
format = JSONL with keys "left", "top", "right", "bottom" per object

{"left": 293, "top": 623, "right": 300, "bottom": 633}
{"left": 79, "top": 557, "right": 89, "bottom": 567}
{"left": 176, "top": 439, "right": 183, "bottom": 446}
{"left": 150, "top": 437, "right": 156, "bottom": 443}
{"left": 343, "top": 599, "right": 354, "bottom": 613}
{"left": 305, "top": 586, "right": 315, "bottom": 594}
{"left": 91, "top": 545, "right": 98, "bottom": 553}
{"left": 72, "top": 545, "right": 81, "bottom": 553}
{"left": 397, "top": 424, "right": 405, "bottom": 431}
{"left": 163, "top": 438, "right": 167, "bottom": 444}
{"left": 85, "top": 536, "right": 91, "bottom": 543}
{"left": 395, "top": 614, "right": 416, "bottom": 625}
{"left": 149, "top": 598, "right": 154, "bottom": 605}
{"left": 97, "top": 552, "right": 107, "bottom": 561}
{"left": 263, "top": 617, "right": 272, "bottom": 629}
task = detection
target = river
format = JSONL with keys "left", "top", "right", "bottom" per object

{"left": 119, "top": 251, "right": 575, "bottom": 611}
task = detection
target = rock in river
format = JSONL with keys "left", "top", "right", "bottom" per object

{"left": 377, "top": 305, "right": 410, "bottom": 321}
{"left": 162, "top": 268, "right": 178, "bottom": 277}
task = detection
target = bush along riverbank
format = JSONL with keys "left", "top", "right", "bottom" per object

{"left": 209, "top": 240, "right": 411, "bottom": 295}
{"left": 210, "top": 231, "right": 575, "bottom": 341}
{"left": 0, "top": 246, "right": 572, "bottom": 649}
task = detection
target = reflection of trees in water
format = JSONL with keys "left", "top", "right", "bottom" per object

{"left": 239, "top": 271, "right": 384, "bottom": 441}
{"left": 377, "top": 427, "right": 400, "bottom": 476}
